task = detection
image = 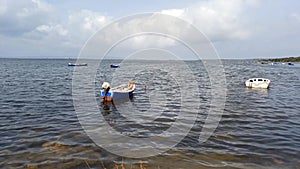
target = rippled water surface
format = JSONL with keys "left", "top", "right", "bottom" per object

{"left": 0, "top": 58, "right": 299, "bottom": 169}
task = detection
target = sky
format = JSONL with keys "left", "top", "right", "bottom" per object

{"left": 0, "top": 0, "right": 300, "bottom": 59}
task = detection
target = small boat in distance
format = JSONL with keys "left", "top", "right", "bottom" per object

{"left": 110, "top": 64, "right": 120, "bottom": 68}
{"left": 68, "top": 63, "right": 88, "bottom": 66}
{"left": 101, "top": 81, "right": 135, "bottom": 102}
{"left": 245, "top": 78, "right": 270, "bottom": 89}
{"left": 260, "top": 62, "right": 269, "bottom": 64}
{"left": 288, "top": 62, "right": 294, "bottom": 66}
{"left": 271, "top": 62, "right": 280, "bottom": 65}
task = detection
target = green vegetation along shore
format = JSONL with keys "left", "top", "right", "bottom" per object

{"left": 257, "top": 56, "right": 300, "bottom": 62}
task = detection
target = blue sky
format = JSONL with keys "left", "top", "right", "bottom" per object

{"left": 0, "top": 0, "right": 299, "bottom": 59}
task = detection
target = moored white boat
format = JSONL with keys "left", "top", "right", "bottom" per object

{"left": 68, "top": 63, "right": 88, "bottom": 66}
{"left": 100, "top": 81, "right": 135, "bottom": 101}
{"left": 245, "top": 78, "right": 270, "bottom": 89}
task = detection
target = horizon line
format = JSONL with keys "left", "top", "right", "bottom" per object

{"left": 0, "top": 55, "right": 299, "bottom": 60}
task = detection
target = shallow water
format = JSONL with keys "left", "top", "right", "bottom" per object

{"left": 0, "top": 58, "right": 299, "bottom": 168}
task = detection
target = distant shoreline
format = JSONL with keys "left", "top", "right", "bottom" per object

{"left": 257, "top": 56, "right": 300, "bottom": 62}
{"left": 1, "top": 56, "right": 299, "bottom": 62}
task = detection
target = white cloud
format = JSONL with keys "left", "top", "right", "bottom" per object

{"left": 16, "top": 0, "right": 52, "bottom": 18}
{"left": 161, "top": 0, "right": 256, "bottom": 41}
{"left": 62, "top": 9, "right": 111, "bottom": 49}
{"left": 125, "top": 35, "right": 177, "bottom": 49}
{"left": 91, "top": 0, "right": 258, "bottom": 50}
{"left": 161, "top": 9, "right": 185, "bottom": 17}
{"left": 91, "top": 14, "right": 185, "bottom": 50}
{"left": 31, "top": 0, "right": 52, "bottom": 12}
{"left": 3, "top": 0, "right": 299, "bottom": 59}
{"left": 0, "top": 0, "right": 110, "bottom": 41}
{"left": 290, "top": 13, "right": 300, "bottom": 22}
{"left": 0, "top": 0, "right": 54, "bottom": 36}
{"left": 0, "top": 0, "right": 259, "bottom": 56}
{"left": 0, "top": 0, "right": 8, "bottom": 15}
{"left": 23, "top": 9, "right": 110, "bottom": 44}
{"left": 0, "top": 0, "right": 111, "bottom": 56}
{"left": 36, "top": 24, "right": 68, "bottom": 36}
{"left": 36, "top": 24, "right": 52, "bottom": 33}
{"left": 68, "top": 9, "right": 110, "bottom": 34}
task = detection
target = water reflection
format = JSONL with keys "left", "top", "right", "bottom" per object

{"left": 245, "top": 87, "right": 269, "bottom": 96}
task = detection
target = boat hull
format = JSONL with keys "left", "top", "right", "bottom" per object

{"left": 68, "top": 63, "right": 88, "bottom": 66}
{"left": 110, "top": 64, "right": 120, "bottom": 68}
{"left": 100, "top": 84, "right": 135, "bottom": 101}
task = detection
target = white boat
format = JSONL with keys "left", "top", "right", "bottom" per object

{"left": 68, "top": 63, "right": 88, "bottom": 66}
{"left": 245, "top": 78, "right": 270, "bottom": 89}
{"left": 100, "top": 81, "right": 135, "bottom": 101}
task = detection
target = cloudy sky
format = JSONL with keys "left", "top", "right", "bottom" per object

{"left": 0, "top": 0, "right": 299, "bottom": 59}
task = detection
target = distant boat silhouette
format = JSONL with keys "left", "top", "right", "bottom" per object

{"left": 68, "top": 63, "right": 88, "bottom": 66}
{"left": 260, "top": 62, "right": 268, "bottom": 64}
{"left": 110, "top": 64, "right": 120, "bottom": 68}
